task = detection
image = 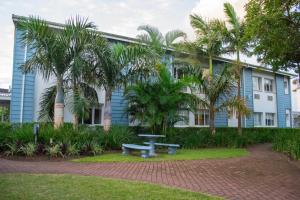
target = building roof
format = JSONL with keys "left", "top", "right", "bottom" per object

{"left": 12, "top": 14, "right": 296, "bottom": 77}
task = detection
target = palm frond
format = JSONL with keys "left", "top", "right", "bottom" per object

{"left": 165, "top": 30, "right": 186, "bottom": 47}
{"left": 38, "top": 86, "right": 57, "bottom": 122}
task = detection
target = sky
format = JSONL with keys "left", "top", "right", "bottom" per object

{"left": 0, "top": 0, "right": 251, "bottom": 89}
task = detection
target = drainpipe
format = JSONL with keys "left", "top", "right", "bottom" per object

{"left": 20, "top": 31, "right": 28, "bottom": 123}
{"left": 243, "top": 66, "right": 247, "bottom": 128}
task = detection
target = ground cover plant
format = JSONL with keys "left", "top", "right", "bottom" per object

{"left": 0, "top": 174, "right": 221, "bottom": 200}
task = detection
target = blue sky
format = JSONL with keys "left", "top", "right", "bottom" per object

{"left": 0, "top": 0, "right": 249, "bottom": 89}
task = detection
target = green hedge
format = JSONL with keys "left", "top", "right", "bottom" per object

{"left": 0, "top": 123, "right": 299, "bottom": 159}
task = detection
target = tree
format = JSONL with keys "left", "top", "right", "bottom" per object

{"left": 18, "top": 16, "right": 98, "bottom": 128}
{"left": 91, "top": 36, "right": 157, "bottom": 132}
{"left": 137, "top": 25, "right": 186, "bottom": 56}
{"left": 245, "top": 0, "right": 300, "bottom": 79}
{"left": 190, "top": 65, "right": 250, "bottom": 134}
{"left": 124, "top": 64, "right": 197, "bottom": 133}
{"left": 223, "top": 2, "right": 249, "bottom": 134}
{"left": 189, "top": 14, "right": 227, "bottom": 77}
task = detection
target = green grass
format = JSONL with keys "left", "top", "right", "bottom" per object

{"left": 73, "top": 148, "right": 249, "bottom": 163}
{"left": 0, "top": 174, "right": 221, "bottom": 200}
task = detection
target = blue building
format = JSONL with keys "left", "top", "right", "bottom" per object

{"left": 10, "top": 15, "right": 294, "bottom": 128}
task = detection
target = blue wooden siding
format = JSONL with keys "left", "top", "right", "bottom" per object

{"left": 10, "top": 28, "right": 35, "bottom": 123}
{"left": 243, "top": 68, "right": 254, "bottom": 127}
{"left": 111, "top": 88, "right": 128, "bottom": 125}
{"left": 275, "top": 75, "right": 291, "bottom": 127}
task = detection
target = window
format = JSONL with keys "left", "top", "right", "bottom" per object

{"left": 264, "top": 78, "right": 273, "bottom": 92}
{"left": 173, "top": 67, "right": 185, "bottom": 79}
{"left": 254, "top": 112, "right": 262, "bottom": 126}
{"left": 253, "top": 77, "right": 262, "bottom": 91}
{"left": 176, "top": 110, "right": 189, "bottom": 126}
{"left": 267, "top": 96, "right": 273, "bottom": 101}
{"left": 254, "top": 94, "right": 260, "bottom": 99}
{"left": 284, "top": 77, "right": 289, "bottom": 94}
{"left": 265, "top": 113, "right": 275, "bottom": 126}
{"left": 83, "top": 104, "right": 103, "bottom": 125}
{"left": 286, "top": 109, "right": 291, "bottom": 127}
{"left": 194, "top": 110, "right": 209, "bottom": 126}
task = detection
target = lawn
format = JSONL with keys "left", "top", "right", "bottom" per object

{"left": 73, "top": 148, "right": 248, "bottom": 163}
{"left": 0, "top": 174, "right": 221, "bottom": 200}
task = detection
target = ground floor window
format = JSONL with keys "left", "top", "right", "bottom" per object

{"left": 194, "top": 110, "right": 209, "bottom": 126}
{"left": 286, "top": 109, "right": 291, "bottom": 127}
{"left": 176, "top": 110, "right": 189, "bottom": 126}
{"left": 265, "top": 113, "right": 275, "bottom": 126}
{"left": 253, "top": 112, "right": 262, "bottom": 126}
{"left": 83, "top": 104, "right": 103, "bottom": 125}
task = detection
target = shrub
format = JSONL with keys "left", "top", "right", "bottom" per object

{"left": 4, "top": 143, "right": 18, "bottom": 156}
{"left": 66, "top": 143, "right": 80, "bottom": 157}
{"left": 19, "top": 143, "right": 36, "bottom": 157}
{"left": 89, "top": 142, "right": 103, "bottom": 156}
{"left": 46, "top": 144, "right": 63, "bottom": 157}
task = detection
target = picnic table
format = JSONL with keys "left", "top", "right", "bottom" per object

{"left": 138, "top": 134, "right": 165, "bottom": 156}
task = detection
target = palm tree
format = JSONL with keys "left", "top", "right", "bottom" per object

{"left": 223, "top": 2, "right": 249, "bottom": 134}
{"left": 124, "top": 64, "right": 197, "bottom": 133}
{"left": 190, "top": 66, "right": 250, "bottom": 134}
{"left": 189, "top": 14, "right": 227, "bottom": 77}
{"left": 137, "top": 25, "right": 186, "bottom": 56}
{"left": 18, "top": 16, "right": 100, "bottom": 128}
{"left": 91, "top": 35, "right": 157, "bottom": 132}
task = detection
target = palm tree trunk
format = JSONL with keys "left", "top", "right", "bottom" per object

{"left": 236, "top": 51, "right": 242, "bottom": 135}
{"left": 209, "top": 55, "right": 213, "bottom": 78}
{"left": 54, "top": 76, "right": 64, "bottom": 129}
{"left": 103, "top": 88, "right": 112, "bottom": 132}
{"left": 72, "top": 84, "right": 79, "bottom": 129}
{"left": 209, "top": 105, "right": 215, "bottom": 135}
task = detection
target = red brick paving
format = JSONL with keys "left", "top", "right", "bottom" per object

{"left": 0, "top": 144, "right": 300, "bottom": 200}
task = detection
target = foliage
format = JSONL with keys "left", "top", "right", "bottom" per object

{"left": 0, "top": 174, "right": 219, "bottom": 200}
{"left": 66, "top": 143, "right": 80, "bottom": 157}
{"left": 245, "top": 0, "right": 300, "bottom": 78}
{"left": 4, "top": 143, "right": 19, "bottom": 156}
{"left": 0, "top": 107, "right": 9, "bottom": 122}
{"left": 19, "top": 143, "right": 36, "bottom": 157}
{"left": 124, "top": 65, "right": 197, "bottom": 133}
{"left": 273, "top": 129, "right": 300, "bottom": 160}
{"left": 45, "top": 144, "right": 63, "bottom": 157}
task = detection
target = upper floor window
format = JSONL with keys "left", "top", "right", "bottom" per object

{"left": 253, "top": 112, "right": 262, "bottom": 126}
{"left": 284, "top": 77, "right": 289, "bottom": 94}
{"left": 194, "top": 109, "right": 209, "bottom": 126}
{"left": 265, "top": 113, "right": 275, "bottom": 126}
{"left": 264, "top": 78, "right": 274, "bottom": 92}
{"left": 253, "top": 76, "right": 262, "bottom": 91}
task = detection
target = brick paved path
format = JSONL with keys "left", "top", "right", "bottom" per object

{"left": 1, "top": 144, "right": 300, "bottom": 200}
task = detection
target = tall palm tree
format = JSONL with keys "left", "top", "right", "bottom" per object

{"left": 137, "top": 25, "right": 186, "bottom": 56}
{"left": 189, "top": 14, "right": 227, "bottom": 77}
{"left": 190, "top": 65, "right": 250, "bottom": 134}
{"left": 124, "top": 64, "right": 197, "bottom": 133}
{"left": 91, "top": 35, "right": 157, "bottom": 132}
{"left": 18, "top": 16, "right": 101, "bottom": 128}
{"left": 224, "top": 2, "right": 249, "bottom": 134}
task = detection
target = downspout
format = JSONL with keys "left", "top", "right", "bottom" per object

{"left": 20, "top": 30, "right": 28, "bottom": 123}
{"left": 243, "top": 66, "right": 246, "bottom": 128}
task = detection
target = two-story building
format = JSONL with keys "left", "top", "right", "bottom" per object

{"left": 10, "top": 15, "right": 294, "bottom": 128}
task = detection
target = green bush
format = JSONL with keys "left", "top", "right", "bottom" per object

{"left": 273, "top": 129, "right": 300, "bottom": 160}
{"left": 19, "top": 143, "right": 36, "bottom": 157}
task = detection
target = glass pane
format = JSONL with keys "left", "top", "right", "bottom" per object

{"left": 94, "top": 108, "right": 101, "bottom": 124}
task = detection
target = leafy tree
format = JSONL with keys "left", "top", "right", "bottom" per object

{"left": 245, "top": 0, "right": 300, "bottom": 79}
{"left": 137, "top": 25, "right": 186, "bottom": 56}
{"left": 189, "top": 14, "right": 227, "bottom": 77}
{"left": 190, "top": 65, "right": 250, "bottom": 135}
{"left": 223, "top": 2, "right": 249, "bottom": 134}
{"left": 18, "top": 16, "right": 99, "bottom": 128}
{"left": 91, "top": 38, "right": 157, "bottom": 132}
{"left": 124, "top": 64, "right": 197, "bottom": 133}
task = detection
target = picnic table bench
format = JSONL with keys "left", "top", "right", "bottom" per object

{"left": 144, "top": 142, "right": 180, "bottom": 154}
{"left": 122, "top": 144, "right": 151, "bottom": 158}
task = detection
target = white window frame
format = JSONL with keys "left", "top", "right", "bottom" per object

{"left": 253, "top": 112, "right": 263, "bottom": 127}
{"left": 264, "top": 78, "right": 274, "bottom": 93}
{"left": 285, "top": 109, "right": 291, "bottom": 127}
{"left": 265, "top": 113, "right": 275, "bottom": 127}
{"left": 284, "top": 77, "right": 289, "bottom": 94}
{"left": 253, "top": 76, "right": 262, "bottom": 91}
{"left": 82, "top": 104, "right": 103, "bottom": 125}
{"left": 194, "top": 109, "right": 209, "bottom": 126}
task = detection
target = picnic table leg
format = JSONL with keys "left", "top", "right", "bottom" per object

{"left": 149, "top": 139, "right": 156, "bottom": 156}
